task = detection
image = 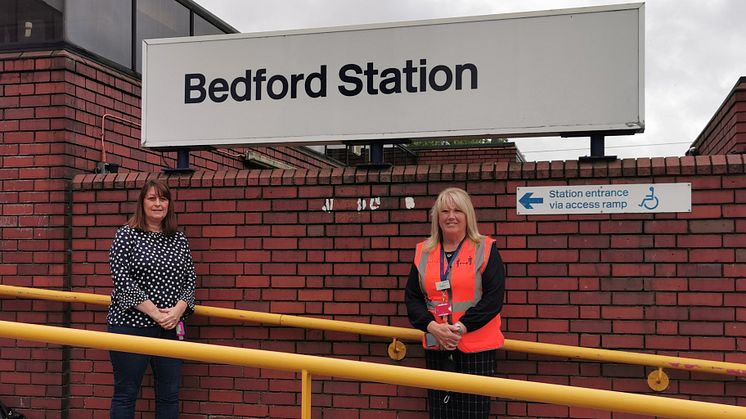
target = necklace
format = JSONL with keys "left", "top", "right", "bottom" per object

{"left": 442, "top": 236, "right": 466, "bottom": 252}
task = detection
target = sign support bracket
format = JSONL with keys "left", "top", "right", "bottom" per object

{"left": 578, "top": 133, "right": 618, "bottom": 163}
{"left": 164, "top": 148, "right": 195, "bottom": 174}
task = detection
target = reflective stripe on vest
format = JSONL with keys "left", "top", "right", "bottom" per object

{"left": 415, "top": 237, "right": 503, "bottom": 352}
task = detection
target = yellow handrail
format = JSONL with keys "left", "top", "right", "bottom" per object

{"left": 0, "top": 320, "right": 744, "bottom": 419}
{"left": 502, "top": 340, "right": 746, "bottom": 378}
{"left": 1, "top": 284, "right": 745, "bottom": 379}
{"left": 0, "top": 285, "right": 420, "bottom": 340}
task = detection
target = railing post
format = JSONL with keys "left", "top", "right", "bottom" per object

{"left": 302, "top": 369, "right": 312, "bottom": 419}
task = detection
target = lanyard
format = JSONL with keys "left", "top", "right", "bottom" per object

{"left": 440, "top": 238, "right": 465, "bottom": 282}
{"left": 438, "top": 238, "right": 465, "bottom": 324}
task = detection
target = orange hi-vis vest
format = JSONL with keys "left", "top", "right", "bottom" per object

{"left": 414, "top": 236, "right": 504, "bottom": 353}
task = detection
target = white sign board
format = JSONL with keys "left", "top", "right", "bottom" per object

{"left": 516, "top": 183, "right": 691, "bottom": 215}
{"left": 142, "top": 3, "right": 644, "bottom": 148}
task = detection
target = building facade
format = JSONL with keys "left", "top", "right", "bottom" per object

{"left": 2, "top": 1, "right": 746, "bottom": 418}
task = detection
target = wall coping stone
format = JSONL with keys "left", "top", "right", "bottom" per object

{"left": 71, "top": 155, "right": 745, "bottom": 190}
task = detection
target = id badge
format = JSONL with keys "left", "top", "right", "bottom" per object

{"left": 435, "top": 303, "right": 452, "bottom": 317}
{"left": 435, "top": 280, "right": 451, "bottom": 291}
{"left": 425, "top": 333, "right": 438, "bottom": 347}
{"left": 176, "top": 321, "right": 186, "bottom": 341}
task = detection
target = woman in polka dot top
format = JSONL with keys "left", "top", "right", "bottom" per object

{"left": 107, "top": 178, "right": 196, "bottom": 419}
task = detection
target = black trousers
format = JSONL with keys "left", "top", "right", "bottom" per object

{"left": 425, "top": 349, "right": 496, "bottom": 419}
{"left": 108, "top": 325, "right": 182, "bottom": 419}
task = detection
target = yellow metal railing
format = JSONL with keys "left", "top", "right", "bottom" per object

{"left": 1, "top": 320, "right": 745, "bottom": 419}
{"left": 0, "top": 284, "right": 418, "bottom": 359}
{"left": 2, "top": 284, "right": 745, "bottom": 389}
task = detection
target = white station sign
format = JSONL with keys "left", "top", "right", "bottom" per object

{"left": 516, "top": 183, "right": 692, "bottom": 215}
{"left": 142, "top": 3, "right": 644, "bottom": 148}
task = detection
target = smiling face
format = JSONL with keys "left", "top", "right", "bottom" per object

{"left": 438, "top": 201, "right": 467, "bottom": 241}
{"left": 143, "top": 187, "right": 169, "bottom": 230}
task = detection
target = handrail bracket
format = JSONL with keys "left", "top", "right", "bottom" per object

{"left": 648, "top": 367, "right": 670, "bottom": 392}
{"left": 388, "top": 338, "right": 407, "bottom": 361}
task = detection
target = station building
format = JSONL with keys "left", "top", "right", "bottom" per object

{"left": 1, "top": 1, "right": 745, "bottom": 418}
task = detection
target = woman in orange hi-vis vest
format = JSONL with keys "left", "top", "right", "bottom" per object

{"left": 405, "top": 187, "right": 506, "bottom": 419}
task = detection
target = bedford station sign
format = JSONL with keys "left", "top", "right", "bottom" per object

{"left": 142, "top": 3, "right": 644, "bottom": 148}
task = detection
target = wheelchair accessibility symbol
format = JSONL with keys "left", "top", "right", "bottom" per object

{"left": 638, "top": 186, "right": 659, "bottom": 210}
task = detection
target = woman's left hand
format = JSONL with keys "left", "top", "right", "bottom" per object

{"left": 427, "top": 321, "right": 462, "bottom": 350}
{"left": 158, "top": 301, "right": 187, "bottom": 330}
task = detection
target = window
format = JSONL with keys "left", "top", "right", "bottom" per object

{"left": 0, "top": 0, "right": 63, "bottom": 47}
{"left": 0, "top": 0, "right": 233, "bottom": 73}
{"left": 193, "top": 13, "right": 224, "bottom": 36}
{"left": 135, "top": 0, "right": 189, "bottom": 72}
{"left": 65, "top": 0, "right": 131, "bottom": 67}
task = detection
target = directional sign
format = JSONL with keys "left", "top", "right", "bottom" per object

{"left": 516, "top": 183, "right": 691, "bottom": 215}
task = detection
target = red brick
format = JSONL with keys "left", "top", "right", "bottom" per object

{"left": 527, "top": 264, "right": 567, "bottom": 276}
{"left": 569, "top": 235, "right": 610, "bottom": 248}
{"left": 690, "top": 249, "right": 735, "bottom": 263}
{"left": 528, "top": 319, "right": 568, "bottom": 332}
{"left": 611, "top": 264, "right": 654, "bottom": 277}
{"left": 614, "top": 235, "right": 655, "bottom": 249}
{"left": 537, "top": 222, "right": 579, "bottom": 234}
{"left": 677, "top": 264, "right": 722, "bottom": 277}
{"left": 677, "top": 234, "right": 722, "bottom": 248}
{"left": 201, "top": 225, "right": 236, "bottom": 237}
{"left": 678, "top": 293, "right": 723, "bottom": 306}
{"left": 527, "top": 235, "right": 567, "bottom": 248}
{"left": 679, "top": 321, "right": 724, "bottom": 336}
{"left": 601, "top": 249, "right": 643, "bottom": 262}
{"left": 689, "top": 278, "right": 735, "bottom": 292}
{"left": 689, "top": 219, "right": 734, "bottom": 233}
{"left": 602, "top": 306, "right": 643, "bottom": 319}
{"left": 569, "top": 263, "right": 611, "bottom": 276}
{"left": 646, "top": 335, "right": 690, "bottom": 350}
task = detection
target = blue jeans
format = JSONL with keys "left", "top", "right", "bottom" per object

{"left": 108, "top": 325, "right": 182, "bottom": 419}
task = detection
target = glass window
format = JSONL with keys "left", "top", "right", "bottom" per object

{"left": 64, "top": 0, "right": 131, "bottom": 68}
{"left": 136, "top": 0, "right": 189, "bottom": 73}
{"left": 0, "top": 0, "right": 63, "bottom": 47}
{"left": 193, "top": 13, "right": 226, "bottom": 36}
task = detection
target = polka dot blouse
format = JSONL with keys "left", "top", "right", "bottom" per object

{"left": 107, "top": 225, "right": 196, "bottom": 327}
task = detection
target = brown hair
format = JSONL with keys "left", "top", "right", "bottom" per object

{"left": 127, "top": 178, "right": 178, "bottom": 236}
{"left": 423, "top": 187, "right": 484, "bottom": 252}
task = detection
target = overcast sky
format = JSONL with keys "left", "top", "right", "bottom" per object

{"left": 194, "top": 0, "right": 746, "bottom": 161}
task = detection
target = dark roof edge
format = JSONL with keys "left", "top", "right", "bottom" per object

{"left": 690, "top": 76, "right": 746, "bottom": 150}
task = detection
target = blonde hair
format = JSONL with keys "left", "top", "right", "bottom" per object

{"left": 423, "top": 187, "right": 484, "bottom": 251}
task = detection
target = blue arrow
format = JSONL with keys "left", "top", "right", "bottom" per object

{"left": 519, "top": 192, "right": 544, "bottom": 210}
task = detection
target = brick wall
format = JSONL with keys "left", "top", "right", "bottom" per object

{"left": 0, "top": 48, "right": 338, "bottom": 418}
{"left": 693, "top": 77, "right": 746, "bottom": 155}
{"left": 2, "top": 156, "right": 732, "bottom": 418}
{"left": 0, "top": 49, "right": 339, "bottom": 174}
{"left": 414, "top": 144, "right": 522, "bottom": 164}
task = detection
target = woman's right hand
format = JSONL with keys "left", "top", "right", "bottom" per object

{"left": 427, "top": 321, "right": 462, "bottom": 350}
{"left": 137, "top": 299, "right": 172, "bottom": 328}
{"left": 157, "top": 302, "right": 187, "bottom": 330}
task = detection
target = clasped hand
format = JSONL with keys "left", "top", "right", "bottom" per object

{"left": 155, "top": 307, "right": 183, "bottom": 330}
{"left": 427, "top": 321, "right": 464, "bottom": 350}
{"left": 137, "top": 300, "right": 186, "bottom": 330}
